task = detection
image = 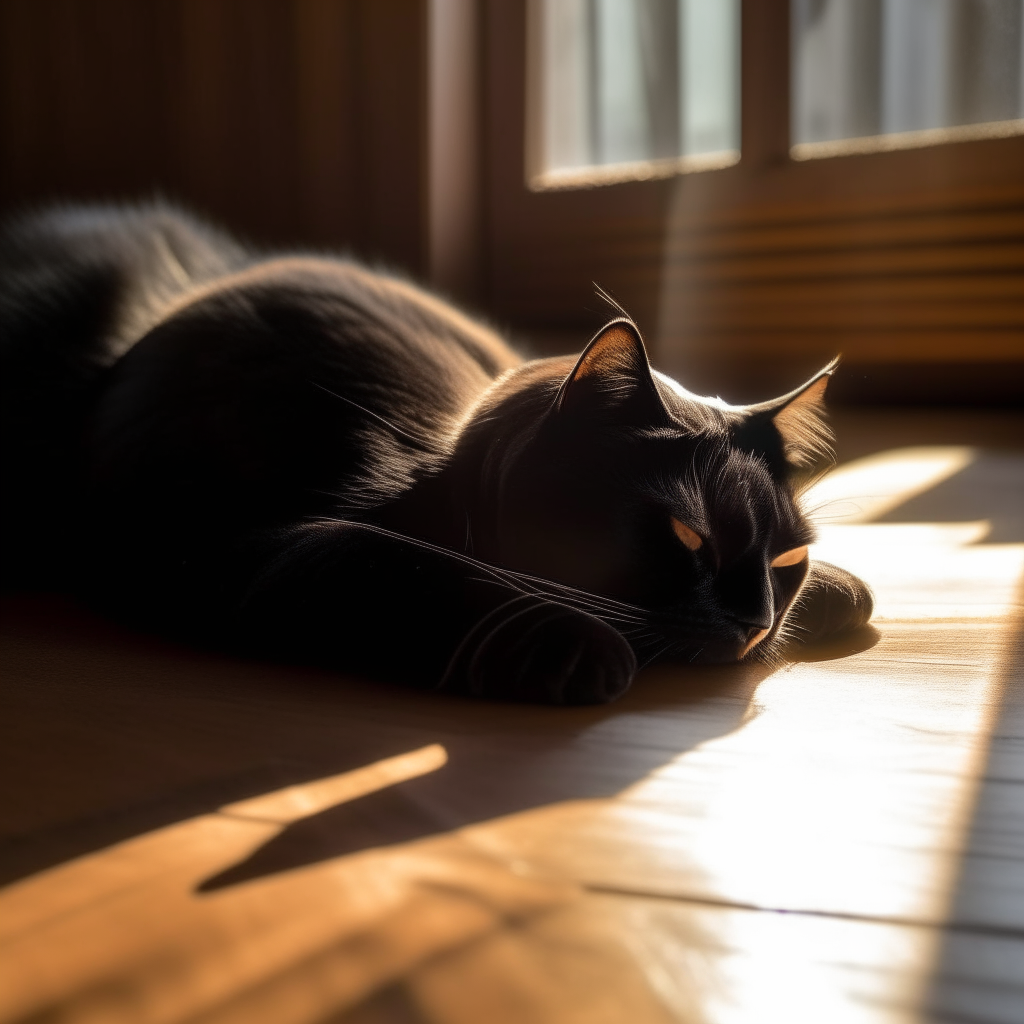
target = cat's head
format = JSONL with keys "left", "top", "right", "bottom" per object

{"left": 456, "top": 318, "right": 835, "bottom": 664}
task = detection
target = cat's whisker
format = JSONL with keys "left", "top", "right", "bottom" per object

{"left": 639, "top": 638, "right": 677, "bottom": 669}
{"left": 593, "top": 283, "right": 632, "bottom": 321}
{"left": 530, "top": 589, "right": 647, "bottom": 618}
{"left": 514, "top": 578, "right": 648, "bottom": 616}
{"left": 622, "top": 628, "right": 665, "bottom": 649}
{"left": 366, "top": 533, "right": 658, "bottom": 626}
{"left": 510, "top": 587, "right": 649, "bottom": 627}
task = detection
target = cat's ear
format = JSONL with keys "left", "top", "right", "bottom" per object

{"left": 734, "top": 359, "right": 838, "bottom": 470}
{"left": 554, "top": 319, "right": 665, "bottom": 423}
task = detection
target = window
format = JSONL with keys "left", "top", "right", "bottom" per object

{"left": 481, "top": 0, "right": 1024, "bottom": 402}
{"left": 792, "top": 0, "right": 1024, "bottom": 156}
{"left": 528, "top": 0, "right": 740, "bottom": 187}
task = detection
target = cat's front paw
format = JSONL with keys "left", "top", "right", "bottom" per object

{"left": 442, "top": 597, "right": 636, "bottom": 705}
{"left": 788, "top": 560, "right": 874, "bottom": 645}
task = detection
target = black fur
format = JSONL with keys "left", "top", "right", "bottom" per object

{"left": 0, "top": 203, "right": 873, "bottom": 703}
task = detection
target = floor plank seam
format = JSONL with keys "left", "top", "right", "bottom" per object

{"left": 580, "top": 883, "right": 1024, "bottom": 940}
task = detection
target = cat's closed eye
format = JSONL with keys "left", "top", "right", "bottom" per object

{"left": 771, "top": 545, "right": 809, "bottom": 568}
{"left": 671, "top": 517, "right": 703, "bottom": 552}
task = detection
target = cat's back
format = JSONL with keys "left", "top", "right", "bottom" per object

{"left": 154, "top": 254, "right": 519, "bottom": 400}
{"left": 67, "top": 247, "right": 526, "bottom": 578}
{"left": 0, "top": 202, "right": 520, "bottom": 583}
{"left": 0, "top": 201, "right": 518, "bottom": 409}
{"left": 93, "top": 254, "right": 522, "bottom": 487}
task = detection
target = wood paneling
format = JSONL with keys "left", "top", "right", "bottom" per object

{"left": 0, "top": 0, "right": 430, "bottom": 273}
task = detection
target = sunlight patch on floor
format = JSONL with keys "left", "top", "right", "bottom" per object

{"left": 610, "top": 445, "right": 1024, "bottom": 1022}
{"left": 222, "top": 744, "right": 448, "bottom": 825}
{"left": 802, "top": 446, "right": 976, "bottom": 523}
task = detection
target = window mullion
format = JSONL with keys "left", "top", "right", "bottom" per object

{"left": 740, "top": 0, "right": 791, "bottom": 167}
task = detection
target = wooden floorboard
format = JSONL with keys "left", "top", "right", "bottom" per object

{"left": 1, "top": 410, "right": 1022, "bottom": 1023}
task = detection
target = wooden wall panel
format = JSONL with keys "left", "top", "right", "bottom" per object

{"left": 0, "top": 0, "right": 430, "bottom": 273}
{"left": 657, "top": 186, "right": 1024, "bottom": 359}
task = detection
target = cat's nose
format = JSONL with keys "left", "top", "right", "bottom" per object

{"left": 734, "top": 612, "right": 773, "bottom": 637}
{"left": 718, "top": 569, "right": 775, "bottom": 636}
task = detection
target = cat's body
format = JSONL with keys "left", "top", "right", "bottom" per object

{"left": 0, "top": 202, "right": 872, "bottom": 703}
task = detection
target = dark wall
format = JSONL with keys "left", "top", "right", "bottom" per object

{"left": 0, "top": 0, "right": 429, "bottom": 273}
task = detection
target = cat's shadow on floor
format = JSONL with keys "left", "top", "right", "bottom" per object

{"left": 0, "top": 594, "right": 877, "bottom": 891}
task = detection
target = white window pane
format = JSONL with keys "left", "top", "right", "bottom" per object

{"left": 682, "top": 0, "right": 740, "bottom": 154}
{"left": 530, "top": 0, "right": 740, "bottom": 179}
{"left": 594, "top": 0, "right": 656, "bottom": 163}
{"left": 793, "top": 0, "right": 1024, "bottom": 145}
{"left": 539, "top": 0, "right": 593, "bottom": 170}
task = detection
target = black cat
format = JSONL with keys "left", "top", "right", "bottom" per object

{"left": 0, "top": 202, "right": 872, "bottom": 704}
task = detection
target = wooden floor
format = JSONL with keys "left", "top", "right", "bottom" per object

{"left": 1, "top": 410, "right": 1023, "bottom": 1024}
